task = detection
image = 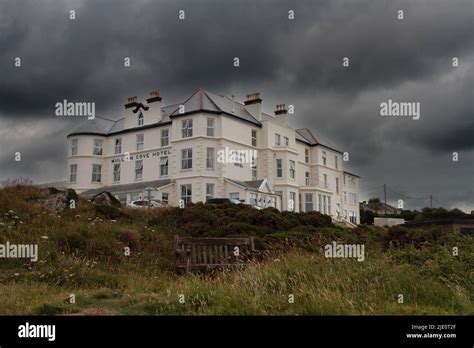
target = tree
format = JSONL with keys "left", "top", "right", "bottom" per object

{"left": 368, "top": 197, "right": 381, "bottom": 203}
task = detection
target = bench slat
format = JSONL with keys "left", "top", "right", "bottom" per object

{"left": 174, "top": 236, "right": 255, "bottom": 272}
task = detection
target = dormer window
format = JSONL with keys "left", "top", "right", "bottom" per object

{"left": 138, "top": 112, "right": 144, "bottom": 126}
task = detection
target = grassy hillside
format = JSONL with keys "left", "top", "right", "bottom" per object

{"left": 0, "top": 185, "right": 472, "bottom": 315}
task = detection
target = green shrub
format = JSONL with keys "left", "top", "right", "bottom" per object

{"left": 34, "top": 303, "right": 67, "bottom": 315}
{"left": 384, "top": 226, "right": 445, "bottom": 248}
{"left": 94, "top": 204, "right": 128, "bottom": 220}
{"left": 299, "top": 211, "right": 332, "bottom": 227}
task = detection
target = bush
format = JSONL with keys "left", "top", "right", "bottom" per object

{"left": 94, "top": 204, "right": 128, "bottom": 220}
{"left": 179, "top": 221, "right": 216, "bottom": 237}
{"left": 299, "top": 211, "right": 332, "bottom": 228}
{"left": 223, "top": 222, "right": 260, "bottom": 236}
{"left": 34, "top": 303, "right": 67, "bottom": 315}
{"left": 54, "top": 232, "right": 87, "bottom": 252}
{"left": 384, "top": 225, "right": 445, "bottom": 249}
{"left": 116, "top": 229, "right": 141, "bottom": 250}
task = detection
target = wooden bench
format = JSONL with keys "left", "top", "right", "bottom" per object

{"left": 174, "top": 235, "right": 255, "bottom": 272}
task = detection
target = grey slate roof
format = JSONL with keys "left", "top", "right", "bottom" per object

{"left": 225, "top": 178, "right": 264, "bottom": 191}
{"left": 295, "top": 128, "right": 320, "bottom": 145}
{"left": 170, "top": 89, "right": 261, "bottom": 126}
{"left": 244, "top": 180, "right": 265, "bottom": 190}
{"left": 68, "top": 89, "right": 261, "bottom": 137}
{"left": 80, "top": 179, "right": 173, "bottom": 197}
{"left": 296, "top": 128, "right": 344, "bottom": 154}
{"left": 69, "top": 116, "right": 117, "bottom": 135}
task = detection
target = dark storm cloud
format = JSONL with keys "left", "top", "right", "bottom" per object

{"left": 0, "top": 0, "right": 473, "bottom": 210}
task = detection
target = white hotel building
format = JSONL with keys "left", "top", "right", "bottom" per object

{"left": 67, "top": 89, "right": 360, "bottom": 224}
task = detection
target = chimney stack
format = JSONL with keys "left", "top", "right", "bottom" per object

{"left": 124, "top": 96, "right": 141, "bottom": 129}
{"left": 146, "top": 90, "right": 163, "bottom": 123}
{"left": 125, "top": 96, "right": 138, "bottom": 109}
{"left": 244, "top": 92, "right": 262, "bottom": 121}
{"left": 274, "top": 104, "right": 288, "bottom": 125}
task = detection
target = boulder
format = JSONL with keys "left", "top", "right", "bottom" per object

{"left": 40, "top": 188, "right": 79, "bottom": 213}
{"left": 91, "top": 191, "right": 121, "bottom": 208}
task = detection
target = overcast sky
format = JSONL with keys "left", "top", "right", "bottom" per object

{"left": 0, "top": 0, "right": 472, "bottom": 211}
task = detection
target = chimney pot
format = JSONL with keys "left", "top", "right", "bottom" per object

{"left": 244, "top": 92, "right": 262, "bottom": 105}
{"left": 147, "top": 90, "right": 162, "bottom": 104}
{"left": 275, "top": 103, "right": 288, "bottom": 115}
{"left": 125, "top": 96, "right": 139, "bottom": 109}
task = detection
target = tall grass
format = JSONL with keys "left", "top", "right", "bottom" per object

{"left": 0, "top": 186, "right": 472, "bottom": 315}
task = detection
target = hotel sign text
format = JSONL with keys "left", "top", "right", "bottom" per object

{"left": 111, "top": 149, "right": 171, "bottom": 163}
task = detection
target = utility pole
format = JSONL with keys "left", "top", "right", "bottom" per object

{"left": 384, "top": 184, "right": 387, "bottom": 215}
{"left": 430, "top": 194, "right": 433, "bottom": 208}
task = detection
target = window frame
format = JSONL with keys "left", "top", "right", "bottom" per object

{"left": 135, "top": 160, "right": 143, "bottom": 181}
{"left": 276, "top": 159, "right": 283, "bottom": 178}
{"left": 206, "top": 147, "right": 214, "bottom": 170}
{"left": 289, "top": 160, "right": 296, "bottom": 179}
{"left": 206, "top": 118, "right": 214, "bottom": 137}
{"left": 251, "top": 129, "right": 257, "bottom": 147}
{"left": 250, "top": 192, "right": 257, "bottom": 206}
{"left": 136, "top": 134, "right": 144, "bottom": 151}
{"left": 181, "top": 184, "right": 192, "bottom": 204}
{"left": 275, "top": 133, "right": 281, "bottom": 146}
{"left": 93, "top": 139, "right": 103, "bottom": 156}
{"left": 114, "top": 138, "right": 122, "bottom": 154}
{"left": 113, "top": 162, "right": 121, "bottom": 182}
{"left": 160, "top": 156, "right": 168, "bottom": 176}
{"left": 229, "top": 192, "right": 240, "bottom": 200}
{"left": 69, "top": 164, "right": 77, "bottom": 183}
{"left": 181, "top": 119, "right": 193, "bottom": 138}
{"left": 290, "top": 192, "right": 296, "bottom": 212}
{"left": 161, "top": 128, "right": 169, "bottom": 147}
{"left": 91, "top": 164, "right": 102, "bottom": 183}
{"left": 206, "top": 183, "right": 214, "bottom": 201}
{"left": 181, "top": 148, "right": 193, "bottom": 170}
{"left": 305, "top": 193, "right": 313, "bottom": 212}
{"left": 138, "top": 112, "right": 144, "bottom": 126}
{"left": 71, "top": 139, "right": 78, "bottom": 156}
{"left": 251, "top": 156, "right": 257, "bottom": 180}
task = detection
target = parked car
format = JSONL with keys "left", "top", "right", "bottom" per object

{"left": 206, "top": 198, "right": 264, "bottom": 209}
{"left": 128, "top": 200, "right": 163, "bottom": 209}
{"left": 206, "top": 198, "right": 242, "bottom": 205}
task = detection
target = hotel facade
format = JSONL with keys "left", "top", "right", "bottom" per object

{"left": 67, "top": 89, "right": 360, "bottom": 224}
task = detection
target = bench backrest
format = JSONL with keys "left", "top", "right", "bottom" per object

{"left": 174, "top": 236, "right": 255, "bottom": 272}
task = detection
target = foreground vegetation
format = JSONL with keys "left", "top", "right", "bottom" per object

{"left": 0, "top": 186, "right": 472, "bottom": 315}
